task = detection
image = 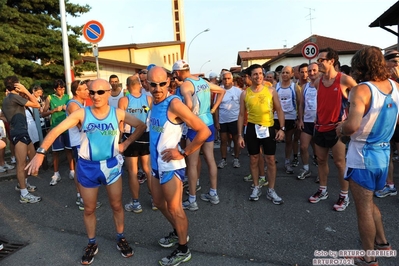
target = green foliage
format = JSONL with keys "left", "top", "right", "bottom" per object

{"left": 0, "top": 0, "right": 93, "bottom": 103}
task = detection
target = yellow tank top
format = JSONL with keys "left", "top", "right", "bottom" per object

{"left": 245, "top": 85, "right": 274, "bottom": 127}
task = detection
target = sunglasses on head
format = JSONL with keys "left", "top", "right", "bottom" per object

{"left": 89, "top": 90, "right": 110, "bottom": 96}
{"left": 148, "top": 81, "right": 168, "bottom": 88}
{"left": 79, "top": 79, "right": 90, "bottom": 86}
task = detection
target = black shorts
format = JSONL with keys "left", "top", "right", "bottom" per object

{"left": 302, "top": 122, "right": 315, "bottom": 136}
{"left": 220, "top": 120, "right": 238, "bottom": 135}
{"left": 11, "top": 133, "right": 32, "bottom": 146}
{"left": 313, "top": 129, "right": 338, "bottom": 148}
{"left": 245, "top": 122, "right": 276, "bottom": 155}
{"left": 274, "top": 119, "right": 296, "bottom": 132}
{"left": 123, "top": 132, "right": 150, "bottom": 157}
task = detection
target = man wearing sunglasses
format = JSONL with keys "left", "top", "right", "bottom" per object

{"left": 26, "top": 79, "right": 146, "bottom": 264}
{"left": 42, "top": 79, "right": 75, "bottom": 186}
{"left": 309, "top": 47, "right": 357, "bottom": 211}
{"left": 173, "top": 59, "right": 225, "bottom": 211}
{"left": 147, "top": 66, "right": 210, "bottom": 266}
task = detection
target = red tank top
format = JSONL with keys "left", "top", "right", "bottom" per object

{"left": 316, "top": 72, "right": 348, "bottom": 132}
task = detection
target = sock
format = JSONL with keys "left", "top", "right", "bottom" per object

{"left": 285, "top": 159, "right": 290, "bottom": 165}
{"left": 387, "top": 183, "right": 395, "bottom": 188}
{"left": 70, "top": 170, "right": 75, "bottom": 174}
{"left": 133, "top": 199, "right": 139, "bottom": 203}
{"left": 222, "top": 158, "right": 226, "bottom": 161}
{"left": 268, "top": 188, "right": 274, "bottom": 193}
{"left": 25, "top": 178, "right": 28, "bottom": 184}
{"left": 88, "top": 237, "right": 96, "bottom": 244}
{"left": 303, "top": 164, "right": 309, "bottom": 171}
{"left": 77, "top": 192, "right": 81, "bottom": 198}
{"left": 259, "top": 175, "right": 265, "bottom": 180}
{"left": 116, "top": 233, "right": 125, "bottom": 242}
{"left": 54, "top": 171, "right": 60, "bottom": 177}
{"left": 209, "top": 188, "right": 217, "bottom": 196}
{"left": 340, "top": 191, "right": 348, "bottom": 198}
{"left": 20, "top": 189, "right": 29, "bottom": 197}
{"left": 320, "top": 186, "right": 327, "bottom": 193}
{"left": 196, "top": 179, "right": 200, "bottom": 186}
{"left": 188, "top": 195, "right": 196, "bottom": 203}
{"left": 178, "top": 243, "right": 188, "bottom": 253}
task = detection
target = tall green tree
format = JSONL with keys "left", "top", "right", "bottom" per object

{"left": 0, "top": 0, "right": 94, "bottom": 94}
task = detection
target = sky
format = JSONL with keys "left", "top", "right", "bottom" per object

{"left": 68, "top": 0, "right": 398, "bottom": 76}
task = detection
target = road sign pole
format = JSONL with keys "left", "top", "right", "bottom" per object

{"left": 59, "top": 0, "right": 72, "bottom": 97}
{"left": 92, "top": 44, "right": 100, "bottom": 78}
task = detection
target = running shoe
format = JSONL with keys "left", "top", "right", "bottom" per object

{"left": 81, "top": 243, "right": 98, "bottom": 265}
{"left": 0, "top": 242, "right": 3, "bottom": 250}
{"left": 159, "top": 247, "right": 191, "bottom": 266}
{"left": 69, "top": 171, "right": 75, "bottom": 180}
{"left": 185, "top": 185, "right": 201, "bottom": 195}
{"left": 297, "top": 169, "right": 311, "bottom": 180}
{"left": 182, "top": 200, "right": 198, "bottom": 211}
{"left": 249, "top": 186, "right": 261, "bottom": 201}
{"left": 291, "top": 158, "right": 299, "bottom": 167}
{"left": 251, "top": 177, "right": 268, "bottom": 189}
{"left": 232, "top": 158, "right": 240, "bottom": 168}
{"left": 10, "top": 156, "right": 16, "bottom": 164}
{"left": 285, "top": 163, "right": 294, "bottom": 174}
{"left": 374, "top": 185, "right": 397, "bottom": 198}
{"left": 217, "top": 159, "right": 227, "bottom": 169}
{"left": 0, "top": 166, "right": 6, "bottom": 173}
{"left": 49, "top": 174, "right": 61, "bottom": 186}
{"left": 266, "top": 189, "right": 284, "bottom": 205}
{"left": 309, "top": 189, "right": 328, "bottom": 203}
{"left": 200, "top": 193, "right": 220, "bottom": 204}
{"left": 352, "top": 256, "right": 378, "bottom": 266}
{"left": 15, "top": 182, "right": 37, "bottom": 192}
{"left": 79, "top": 200, "right": 103, "bottom": 211}
{"left": 20, "top": 193, "right": 41, "bottom": 203}
{"left": 312, "top": 156, "right": 318, "bottom": 166}
{"left": 158, "top": 231, "right": 190, "bottom": 248}
{"left": 333, "top": 195, "right": 350, "bottom": 211}
{"left": 243, "top": 174, "right": 253, "bottom": 182}
{"left": 2, "top": 163, "right": 15, "bottom": 170}
{"left": 374, "top": 242, "right": 392, "bottom": 250}
{"left": 124, "top": 200, "right": 143, "bottom": 213}
{"left": 116, "top": 237, "right": 134, "bottom": 258}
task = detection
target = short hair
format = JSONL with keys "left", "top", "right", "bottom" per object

{"left": 32, "top": 85, "right": 43, "bottom": 92}
{"left": 299, "top": 63, "right": 309, "bottom": 71}
{"left": 53, "top": 79, "right": 65, "bottom": 89}
{"left": 340, "top": 65, "right": 351, "bottom": 75}
{"left": 109, "top": 74, "right": 119, "bottom": 81}
{"left": 319, "top": 47, "right": 339, "bottom": 67}
{"left": 70, "top": 80, "right": 80, "bottom": 96}
{"left": 3, "top": 76, "right": 19, "bottom": 91}
{"left": 246, "top": 64, "right": 263, "bottom": 76}
{"left": 126, "top": 75, "right": 140, "bottom": 86}
{"left": 350, "top": 46, "right": 390, "bottom": 82}
{"left": 265, "top": 71, "right": 277, "bottom": 80}
{"left": 275, "top": 65, "right": 284, "bottom": 72}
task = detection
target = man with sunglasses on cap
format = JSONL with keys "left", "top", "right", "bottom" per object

{"left": 173, "top": 59, "right": 225, "bottom": 211}
{"left": 26, "top": 78, "right": 146, "bottom": 264}
{"left": 147, "top": 66, "right": 210, "bottom": 266}
{"left": 42, "top": 79, "right": 75, "bottom": 186}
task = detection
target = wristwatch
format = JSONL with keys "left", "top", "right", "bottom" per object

{"left": 178, "top": 145, "right": 187, "bottom": 158}
{"left": 36, "top": 147, "right": 46, "bottom": 155}
{"left": 280, "top": 126, "right": 286, "bottom": 132}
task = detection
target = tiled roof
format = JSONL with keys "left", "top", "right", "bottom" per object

{"left": 263, "top": 34, "right": 368, "bottom": 67}
{"left": 98, "top": 41, "right": 184, "bottom": 51}
{"left": 237, "top": 49, "right": 289, "bottom": 64}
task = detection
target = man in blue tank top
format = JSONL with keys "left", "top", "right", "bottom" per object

{"left": 26, "top": 79, "right": 146, "bottom": 265}
{"left": 173, "top": 59, "right": 226, "bottom": 211}
{"left": 148, "top": 66, "right": 210, "bottom": 266}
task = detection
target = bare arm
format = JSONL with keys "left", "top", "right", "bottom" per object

{"left": 237, "top": 90, "right": 247, "bottom": 148}
{"left": 272, "top": 89, "right": 285, "bottom": 141}
{"left": 208, "top": 82, "right": 226, "bottom": 113}
{"left": 14, "top": 83, "right": 40, "bottom": 108}
{"left": 116, "top": 109, "right": 146, "bottom": 152}
{"left": 180, "top": 81, "right": 194, "bottom": 110}
{"left": 337, "top": 84, "right": 368, "bottom": 137}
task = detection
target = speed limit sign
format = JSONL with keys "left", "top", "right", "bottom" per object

{"left": 302, "top": 42, "right": 319, "bottom": 60}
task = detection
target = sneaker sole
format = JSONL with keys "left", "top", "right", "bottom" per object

{"left": 333, "top": 202, "right": 350, "bottom": 212}
{"left": 81, "top": 247, "right": 98, "bottom": 265}
{"left": 116, "top": 246, "right": 134, "bottom": 258}
{"left": 375, "top": 191, "right": 397, "bottom": 198}
{"left": 266, "top": 196, "right": 284, "bottom": 205}
{"left": 297, "top": 173, "right": 311, "bottom": 180}
{"left": 183, "top": 206, "right": 199, "bottom": 211}
{"left": 20, "top": 197, "right": 42, "bottom": 204}
{"left": 309, "top": 195, "right": 328, "bottom": 203}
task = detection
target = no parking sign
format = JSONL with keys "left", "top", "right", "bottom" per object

{"left": 83, "top": 20, "right": 104, "bottom": 43}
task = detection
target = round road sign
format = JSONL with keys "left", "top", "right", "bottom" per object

{"left": 301, "top": 42, "right": 319, "bottom": 60}
{"left": 83, "top": 20, "right": 105, "bottom": 43}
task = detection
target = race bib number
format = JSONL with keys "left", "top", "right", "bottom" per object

{"left": 255, "top": 125, "right": 269, "bottom": 139}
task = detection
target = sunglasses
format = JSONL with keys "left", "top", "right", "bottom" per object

{"left": 317, "top": 58, "right": 328, "bottom": 63}
{"left": 89, "top": 90, "right": 110, "bottom": 96}
{"left": 147, "top": 80, "right": 168, "bottom": 88}
{"left": 79, "top": 79, "right": 90, "bottom": 85}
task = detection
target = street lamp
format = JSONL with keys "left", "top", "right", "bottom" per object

{"left": 187, "top": 28, "right": 210, "bottom": 63}
{"left": 199, "top": 60, "right": 211, "bottom": 73}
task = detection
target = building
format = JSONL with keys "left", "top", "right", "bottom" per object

{"left": 237, "top": 48, "right": 289, "bottom": 69}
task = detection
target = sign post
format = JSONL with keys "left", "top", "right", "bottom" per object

{"left": 301, "top": 42, "right": 319, "bottom": 63}
{"left": 83, "top": 20, "right": 105, "bottom": 78}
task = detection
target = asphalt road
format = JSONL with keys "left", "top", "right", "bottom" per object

{"left": 0, "top": 143, "right": 398, "bottom": 266}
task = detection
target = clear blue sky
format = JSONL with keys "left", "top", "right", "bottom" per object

{"left": 68, "top": 0, "right": 397, "bottom": 75}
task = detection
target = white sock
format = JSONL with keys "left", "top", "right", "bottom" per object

{"left": 20, "top": 189, "right": 29, "bottom": 197}
{"left": 303, "top": 164, "right": 309, "bottom": 171}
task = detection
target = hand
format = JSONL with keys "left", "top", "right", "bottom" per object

{"left": 161, "top": 147, "right": 183, "bottom": 162}
{"left": 238, "top": 136, "right": 245, "bottom": 148}
{"left": 275, "top": 130, "right": 285, "bottom": 141}
{"left": 14, "top": 83, "right": 28, "bottom": 94}
{"left": 25, "top": 154, "right": 45, "bottom": 175}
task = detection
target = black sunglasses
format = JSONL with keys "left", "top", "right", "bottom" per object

{"left": 89, "top": 90, "right": 110, "bottom": 96}
{"left": 79, "top": 79, "right": 90, "bottom": 86}
{"left": 148, "top": 80, "right": 167, "bottom": 88}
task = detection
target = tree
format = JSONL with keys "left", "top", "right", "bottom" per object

{"left": 0, "top": 0, "right": 95, "bottom": 96}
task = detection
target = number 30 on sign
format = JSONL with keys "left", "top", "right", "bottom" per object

{"left": 301, "top": 42, "right": 319, "bottom": 60}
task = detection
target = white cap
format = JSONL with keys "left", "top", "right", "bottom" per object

{"left": 209, "top": 72, "right": 218, "bottom": 79}
{"left": 172, "top": 60, "right": 190, "bottom": 71}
